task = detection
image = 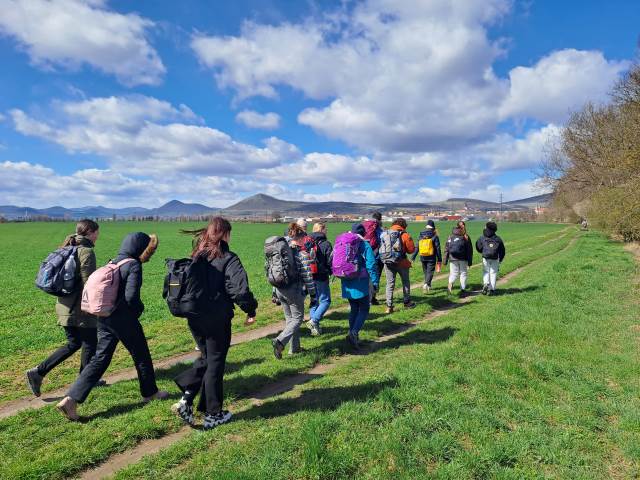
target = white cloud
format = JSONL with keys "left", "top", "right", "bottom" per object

{"left": 500, "top": 49, "right": 629, "bottom": 123}
{"left": 10, "top": 95, "right": 301, "bottom": 176}
{"left": 236, "top": 110, "right": 281, "bottom": 129}
{"left": 0, "top": 0, "right": 165, "bottom": 86}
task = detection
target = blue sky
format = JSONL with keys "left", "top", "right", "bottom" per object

{"left": 0, "top": 0, "right": 637, "bottom": 208}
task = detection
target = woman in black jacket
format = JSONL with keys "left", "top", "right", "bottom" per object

{"left": 57, "top": 232, "right": 168, "bottom": 420}
{"left": 173, "top": 217, "right": 258, "bottom": 430}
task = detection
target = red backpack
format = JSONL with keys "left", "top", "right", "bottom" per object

{"left": 362, "top": 220, "right": 380, "bottom": 251}
{"left": 300, "top": 235, "right": 318, "bottom": 275}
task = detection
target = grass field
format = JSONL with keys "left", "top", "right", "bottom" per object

{"left": 0, "top": 222, "right": 637, "bottom": 479}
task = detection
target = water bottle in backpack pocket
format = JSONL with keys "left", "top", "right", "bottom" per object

{"left": 264, "top": 236, "right": 299, "bottom": 288}
{"left": 163, "top": 257, "right": 217, "bottom": 318}
{"left": 35, "top": 246, "right": 78, "bottom": 296}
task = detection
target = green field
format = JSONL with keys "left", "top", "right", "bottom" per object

{"left": 0, "top": 222, "right": 638, "bottom": 479}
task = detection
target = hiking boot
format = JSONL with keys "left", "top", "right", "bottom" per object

{"left": 143, "top": 390, "right": 170, "bottom": 403}
{"left": 171, "top": 399, "right": 195, "bottom": 426}
{"left": 385, "top": 306, "right": 394, "bottom": 314}
{"left": 422, "top": 283, "right": 430, "bottom": 293}
{"left": 482, "top": 284, "right": 489, "bottom": 295}
{"left": 272, "top": 338, "right": 284, "bottom": 360}
{"left": 404, "top": 301, "right": 416, "bottom": 309}
{"left": 95, "top": 379, "right": 108, "bottom": 388}
{"left": 459, "top": 290, "right": 467, "bottom": 299}
{"left": 308, "top": 321, "right": 321, "bottom": 336}
{"left": 488, "top": 289, "right": 496, "bottom": 296}
{"left": 370, "top": 297, "right": 380, "bottom": 306}
{"left": 26, "top": 368, "right": 43, "bottom": 397}
{"left": 346, "top": 331, "right": 360, "bottom": 350}
{"left": 203, "top": 410, "right": 232, "bottom": 430}
{"left": 56, "top": 396, "right": 79, "bottom": 421}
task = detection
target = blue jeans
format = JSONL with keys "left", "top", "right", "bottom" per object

{"left": 348, "top": 297, "right": 370, "bottom": 335}
{"left": 310, "top": 280, "right": 331, "bottom": 324}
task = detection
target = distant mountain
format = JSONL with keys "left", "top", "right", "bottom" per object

{"left": 151, "top": 200, "right": 217, "bottom": 216}
{"left": 505, "top": 193, "right": 552, "bottom": 208}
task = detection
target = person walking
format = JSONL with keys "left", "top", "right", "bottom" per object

{"left": 411, "top": 220, "right": 442, "bottom": 293}
{"left": 26, "top": 220, "right": 106, "bottom": 397}
{"left": 272, "top": 223, "right": 317, "bottom": 358}
{"left": 308, "top": 222, "right": 333, "bottom": 336}
{"left": 475, "top": 221, "right": 506, "bottom": 295}
{"left": 334, "top": 224, "right": 379, "bottom": 349}
{"left": 172, "top": 217, "right": 258, "bottom": 429}
{"left": 380, "top": 218, "right": 416, "bottom": 313}
{"left": 444, "top": 224, "right": 473, "bottom": 297}
{"left": 362, "top": 212, "right": 384, "bottom": 305}
{"left": 56, "top": 232, "right": 168, "bottom": 420}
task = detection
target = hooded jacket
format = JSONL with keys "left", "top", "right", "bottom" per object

{"left": 310, "top": 232, "right": 333, "bottom": 281}
{"left": 195, "top": 240, "right": 258, "bottom": 322}
{"left": 444, "top": 227, "right": 473, "bottom": 266}
{"left": 55, "top": 235, "right": 97, "bottom": 328}
{"left": 108, "top": 232, "right": 154, "bottom": 321}
{"left": 389, "top": 224, "right": 415, "bottom": 269}
{"left": 410, "top": 229, "right": 442, "bottom": 263}
{"left": 475, "top": 229, "right": 506, "bottom": 262}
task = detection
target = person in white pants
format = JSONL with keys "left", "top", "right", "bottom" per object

{"left": 475, "top": 221, "right": 506, "bottom": 295}
{"left": 444, "top": 224, "right": 473, "bottom": 297}
{"left": 449, "top": 260, "right": 468, "bottom": 290}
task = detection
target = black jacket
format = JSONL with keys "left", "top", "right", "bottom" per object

{"left": 444, "top": 227, "right": 473, "bottom": 266}
{"left": 198, "top": 241, "right": 258, "bottom": 322}
{"left": 310, "top": 232, "right": 333, "bottom": 281}
{"left": 475, "top": 229, "right": 506, "bottom": 262}
{"left": 410, "top": 229, "right": 442, "bottom": 263}
{"left": 110, "top": 232, "right": 151, "bottom": 321}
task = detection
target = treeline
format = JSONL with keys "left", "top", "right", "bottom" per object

{"left": 543, "top": 64, "right": 640, "bottom": 241}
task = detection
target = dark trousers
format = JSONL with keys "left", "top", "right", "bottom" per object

{"left": 348, "top": 297, "right": 371, "bottom": 335}
{"left": 174, "top": 317, "right": 231, "bottom": 415}
{"left": 67, "top": 316, "right": 158, "bottom": 403}
{"left": 421, "top": 257, "right": 437, "bottom": 287}
{"left": 37, "top": 326, "right": 97, "bottom": 376}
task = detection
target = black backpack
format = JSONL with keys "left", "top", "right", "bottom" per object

{"left": 448, "top": 234, "right": 467, "bottom": 258}
{"left": 481, "top": 237, "right": 500, "bottom": 260}
{"left": 163, "top": 257, "right": 217, "bottom": 318}
{"left": 264, "top": 236, "right": 298, "bottom": 288}
{"left": 35, "top": 246, "right": 78, "bottom": 296}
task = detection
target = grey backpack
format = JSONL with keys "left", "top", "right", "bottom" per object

{"left": 264, "top": 236, "right": 298, "bottom": 288}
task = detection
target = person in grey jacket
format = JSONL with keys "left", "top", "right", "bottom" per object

{"left": 57, "top": 232, "right": 168, "bottom": 420}
{"left": 26, "top": 220, "right": 105, "bottom": 397}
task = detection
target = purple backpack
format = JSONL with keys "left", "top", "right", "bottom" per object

{"left": 332, "top": 232, "right": 363, "bottom": 279}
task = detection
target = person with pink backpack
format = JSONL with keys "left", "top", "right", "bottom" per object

{"left": 56, "top": 232, "right": 168, "bottom": 420}
{"left": 332, "top": 223, "right": 379, "bottom": 349}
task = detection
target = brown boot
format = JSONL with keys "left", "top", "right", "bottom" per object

{"left": 56, "top": 396, "right": 79, "bottom": 421}
{"left": 143, "top": 390, "right": 170, "bottom": 403}
{"left": 385, "top": 305, "right": 394, "bottom": 314}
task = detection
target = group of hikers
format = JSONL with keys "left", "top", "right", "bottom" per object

{"left": 26, "top": 214, "right": 505, "bottom": 429}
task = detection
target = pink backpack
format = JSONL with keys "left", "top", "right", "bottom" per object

{"left": 332, "top": 232, "right": 363, "bottom": 279}
{"left": 81, "top": 258, "right": 135, "bottom": 317}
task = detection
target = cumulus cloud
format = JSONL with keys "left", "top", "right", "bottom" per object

{"left": 500, "top": 49, "right": 629, "bottom": 123}
{"left": 10, "top": 95, "right": 301, "bottom": 176}
{"left": 0, "top": 0, "right": 165, "bottom": 86}
{"left": 236, "top": 110, "right": 281, "bottom": 129}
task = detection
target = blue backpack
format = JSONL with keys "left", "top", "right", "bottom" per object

{"left": 35, "top": 246, "right": 78, "bottom": 296}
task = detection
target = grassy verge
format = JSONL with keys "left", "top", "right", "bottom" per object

{"left": 0, "top": 230, "right": 575, "bottom": 479}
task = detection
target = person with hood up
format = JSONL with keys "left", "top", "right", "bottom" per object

{"left": 475, "top": 221, "right": 506, "bottom": 295}
{"left": 308, "top": 222, "right": 333, "bottom": 336}
{"left": 444, "top": 224, "right": 473, "bottom": 297}
{"left": 411, "top": 220, "right": 442, "bottom": 293}
{"left": 340, "top": 223, "right": 379, "bottom": 349}
{"left": 57, "top": 232, "right": 168, "bottom": 420}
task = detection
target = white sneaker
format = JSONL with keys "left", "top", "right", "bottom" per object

{"left": 308, "top": 321, "right": 321, "bottom": 336}
{"left": 171, "top": 399, "right": 194, "bottom": 426}
{"left": 422, "top": 283, "right": 430, "bottom": 293}
{"left": 203, "top": 410, "right": 232, "bottom": 430}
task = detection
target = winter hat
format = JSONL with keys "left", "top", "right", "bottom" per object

{"left": 426, "top": 220, "right": 435, "bottom": 229}
{"left": 486, "top": 221, "right": 498, "bottom": 232}
{"left": 351, "top": 223, "right": 365, "bottom": 236}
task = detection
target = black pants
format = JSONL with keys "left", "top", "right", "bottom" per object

{"left": 37, "top": 326, "right": 97, "bottom": 377}
{"left": 421, "top": 258, "right": 437, "bottom": 287}
{"left": 67, "top": 316, "right": 158, "bottom": 403}
{"left": 174, "top": 317, "right": 231, "bottom": 415}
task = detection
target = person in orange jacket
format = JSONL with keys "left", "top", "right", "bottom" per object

{"left": 379, "top": 218, "right": 416, "bottom": 313}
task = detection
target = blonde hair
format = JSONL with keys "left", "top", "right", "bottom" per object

{"left": 312, "top": 222, "right": 326, "bottom": 233}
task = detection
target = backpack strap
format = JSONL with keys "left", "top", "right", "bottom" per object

{"left": 115, "top": 258, "right": 136, "bottom": 267}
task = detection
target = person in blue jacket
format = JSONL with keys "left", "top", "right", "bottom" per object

{"left": 340, "top": 223, "right": 380, "bottom": 349}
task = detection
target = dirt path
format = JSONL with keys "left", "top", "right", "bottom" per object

{"left": 0, "top": 227, "right": 573, "bottom": 420}
{"left": 78, "top": 232, "right": 579, "bottom": 480}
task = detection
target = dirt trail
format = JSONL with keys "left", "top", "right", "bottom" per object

{"left": 0, "top": 227, "right": 573, "bottom": 420}
{"left": 77, "top": 232, "right": 579, "bottom": 480}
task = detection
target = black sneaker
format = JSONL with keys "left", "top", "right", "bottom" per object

{"left": 482, "top": 284, "right": 489, "bottom": 295}
{"left": 346, "top": 332, "right": 360, "bottom": 350}
{"left": 94, "top": 379, "right": 108, "bottom": 388}
{"left": 272, "top": 338, "right": 284, "bottom": 360}
{"left": 459, "top": 290, "right": 467, "bottom": 298}
{"left": 26, "top": 368, "right": 43, "bottom": 397}
{"left": 171, "top": 399, "right": 195, "bottom": 426}
{"left": 203, "top": 410, "right": 232, "bottom": 430}
{"left": 403, "top": 301, "right": 416, "bottom": 309}
{"left": 370, "top": 297, "right": 380, "bottom": 306}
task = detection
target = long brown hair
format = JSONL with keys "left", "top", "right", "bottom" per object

{"left": 456, "top": 220, "right": 469, "bottom": 240}
{"left": 287, "top": 222, "right": 306, "bottom": 239}
{"left": 183, "top": 216, "right": 232, "bottom": 261}
{"left": 61, "top": 219, "right": 99, "bottom": 247}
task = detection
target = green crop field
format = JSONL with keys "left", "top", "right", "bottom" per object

{"left": 0, "top": 221, "right": 637, "bottom": 479}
